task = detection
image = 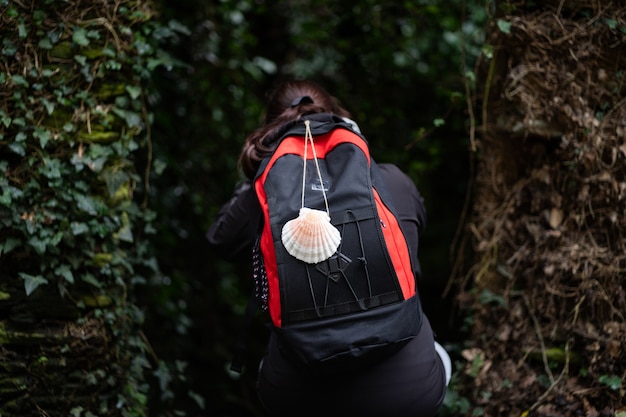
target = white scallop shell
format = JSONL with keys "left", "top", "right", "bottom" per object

{"left": 281, "top": 207, "right": 341, "bottom": 264}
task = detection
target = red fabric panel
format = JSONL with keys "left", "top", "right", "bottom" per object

{"left": 254, "top": 179, "right": 282, "bottom": 327}
{"left": 269, "top": 129, "right": 370, "bottom": 165}
{"left": 372, "top": 189, "right": 416, "bottom": 299}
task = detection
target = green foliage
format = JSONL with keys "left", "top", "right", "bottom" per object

{"left": 478, "top": 288, "right": 507, "bottom": 307}
{"left": 441, "top": 389, "right": 472, "bottom": 415}
{"left": 497, "top": 18, "right": 512, "bottom": 33}
{"left": 599, "top": 374, "right": 622, "bottom": 391}
{"left": 0, "top": 0, "right": 176, "bottom": 414}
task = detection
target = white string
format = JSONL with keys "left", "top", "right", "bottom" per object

{"left": 302, "top": 120, "right": 330, "bottom": 215}
{"left": 301, "top": 122, "right": 308, "bottom": 209}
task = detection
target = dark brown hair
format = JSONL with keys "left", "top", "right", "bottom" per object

{"left": 239, "top": 80, "right": 352, "bottom": 179}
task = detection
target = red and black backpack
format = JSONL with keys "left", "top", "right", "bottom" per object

{"left": 234, "top": 113, "right": 422, "bottom": 375}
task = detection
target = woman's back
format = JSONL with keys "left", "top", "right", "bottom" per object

{"left": 206, "top": 80, "right": 448, "bottom": 417}
{"left": 255, "top": 163, "right": 446, "bottom": 417}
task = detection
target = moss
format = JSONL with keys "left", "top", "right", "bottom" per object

{"left": 49, "top": 41, "right": 72, "bottom": 59}
{"left": 81, "top": 294, "right": 113, "bottom": 307}
{"left": 77, "top": 130, "right": 120, "bottom": 143}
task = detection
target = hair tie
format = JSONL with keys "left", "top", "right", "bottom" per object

{"left": 290, "top": 95, "right": 313, "bottom": 107}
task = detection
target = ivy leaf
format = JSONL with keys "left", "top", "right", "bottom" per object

{"left": 85, "top": 156, "right": 107, "bottom": 173}
{"left": 116, "top": 223, "right": 134, "bottom": 243}
{"left": 74, "top": 54, "right": 87, "bottom": 65}
{"left": 33, "top": 9, "right": 46, "bottom": 25}
{"left": 112, "top": 108, "right": 142, "bottom": 128}
{"left": 80, "top": 273, "right": 102, "bottom": 288}
{"left": 479, "top": 288, "right": 506, "bottom": 307}
{"left": 37, "top": 36, "right": 52, "bottom": 49}
{"left": 0, "top": 188, "right": 12, "bottom": 206}
{"left": 54, "top": 264, "right": 75, "bottom": 284}
{"left": 147, "top": 57, "right": 170, "bottom": 71}
{"left": 11, "top": 75, "right": 28, "bottom": 87}
{"left": 5, "top": 6, "right": 18, "bottom": 18}
{"left": 116, "top": 212, "right": 134, "bottom": 243}
{"left": 86, "top": 29, "right": 100, "bottom": 41}
{"left": 8, "top": 142, "right": 26, "bottom": 156}
{"left": 1, "top": 184, "right": 23, "bottom": 206}
{"left": 28, "top": 236, "right": 48, "bottom": 255}
{"left": 72, "top": 27, "right": 90, "bottom": 46}
{"left": 76, "top": 195, "right": 98, "bottom": 215}
{"left": 18, "top": 23, "right": 28, "bottom": 38}
{"left": 34, "top": 128, "right": 53, "bottom": 149}
{"left": 153, "top": 159, "right": 167, "bottom": 175}
{"left": 599, "top": 374, "right": 622, "bottom": 390}
{"left": 70, "top": 221, "right": 89, "bottom": 235}
{"left": 188, "top": 391, "right": 206, "bottom": 410}
{"left": 481, "top": 44, "right": 494, "bottom": 60}
{"left": 604, "top": 18, "right": 617, "bottom": 30}
{"left": 497, "top": 19, "right": 511, "bottom": 34}
{"left": 2, "top": 39, "right": 17, "bottom": 56}
{"left": 41, "top": 98, "right": 55, "bottom": 115}
{"left": 103, "top": 170, "right": 129, "bottom": 198}
{"left": 40, "top": 157, "right": 62, "bottom": 178}
{"left": 125, "top": 85, "right": 142, "bottom": 100}
{"left": 38, "top": 37, "right": 53, "bottom": 49}
{"left": 19, "top": 272, "right": 49, "bottom": 296}
{"left": 0, "top": 237, "right": 21, "bottom": 254}
{"left": 12, "top": 117, "right": 25, "bottom": 127}
{"left": 0, "top": 112, "right": 10, "bottom": 127}
{"left": 102, "top": 45, "right": 116, "bottom": 57}
{"left": 252, "top": 56, "right": 277, "bottom": 75}
{"left": 51, "top": 230, "right": 63, "bottom": 246}
{"left": 168, "top": 19, "right": 192, "bottom": 35}
{"left": 70, "top": 407, "right": 84, "bottom": 417}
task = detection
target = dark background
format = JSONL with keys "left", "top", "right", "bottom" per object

{"left": 141, "top": 1, "right": 485, "bottom": 415}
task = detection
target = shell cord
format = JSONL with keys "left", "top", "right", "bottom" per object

{"left": 302, "top": 120, "right": 330, "bottom": 215}
{"left": 301, "top": 123, "right": 308, "bottom": 209}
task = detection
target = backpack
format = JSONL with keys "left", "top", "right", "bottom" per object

{"left": 237, "top": 113, "right": 422, "bottom": 375}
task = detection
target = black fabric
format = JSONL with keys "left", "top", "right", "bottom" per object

{"left": 377, "top": 163, "right": 426, "bottom": 282}
{"left": 257, "top": 316, "right": 446, "bottom": 417}
{"left": 206, "top": 180, "right": 260, "bottom": 261}
{"left": 275, "top": 295, "right": 420, "bottom": 375}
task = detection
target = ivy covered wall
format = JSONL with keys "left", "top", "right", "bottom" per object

{"left": 0, "top": 0, "right": 172, "bottom": 414}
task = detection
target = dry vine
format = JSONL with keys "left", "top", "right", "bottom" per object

{"left": 453, "top": 1, "right": 626, "bottom": 415}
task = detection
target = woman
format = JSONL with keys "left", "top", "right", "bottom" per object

{"left": 207, "top": 80, "right": 450, "bottom": 417}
